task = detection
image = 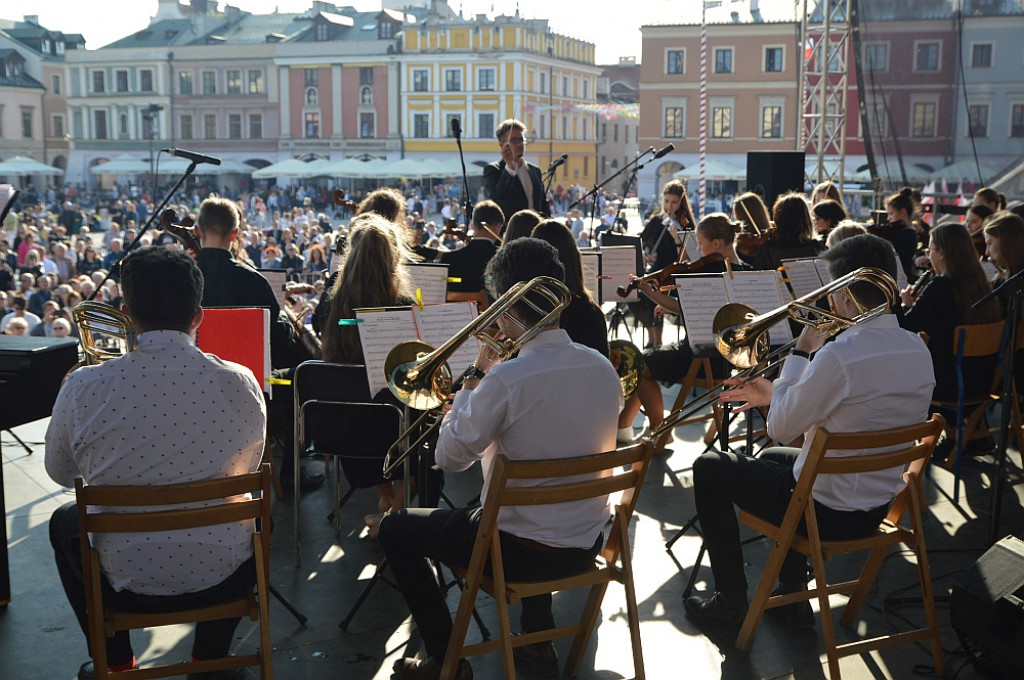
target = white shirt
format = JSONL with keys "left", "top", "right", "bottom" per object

{"left": 1, "top": 310, "right": 41, "bottom": 331}
{"left": 504, "top": 160, "right": 536, "bottom": 211}
{"left": 769, "top": 314, "right": 935, "bottom": 511}
{"left": 437, "top": 329, "right": 623, "bottom": 548}
{"left": 45, "top": 330, "right": 266, "bottom": 595}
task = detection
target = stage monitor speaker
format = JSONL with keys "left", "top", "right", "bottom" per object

{"left": 950, "top": 535, "right": 1024, "bottom": 679}
{"left": 746, "top": 151, "right": 806, "bottom": 208}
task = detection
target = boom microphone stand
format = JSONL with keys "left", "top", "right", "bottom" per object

{"left": 451, "top": 119, "right": 473, "bottom": 227}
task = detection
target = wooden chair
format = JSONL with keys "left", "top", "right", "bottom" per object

{"left": 76, "top": 464, "right": 274, "bottom": 680}
{"left": 734, "top": 415, "right": 946, "bottom": 680}
{"left": 447, "top": 290, "right": 490, "bottom": 312}
{"left": 440, "top": 442, "right": 655, "bottom": 680}
{"left": 653, "top": 356, "right": 723, "bottom": 453}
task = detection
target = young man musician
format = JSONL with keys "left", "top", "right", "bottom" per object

{"left": 379, "top": 238, "right": 623, "bottom": 680}
{"left": 45, "top": 247, "right": 266, "bottom": 680}
{"left": 439, "top": 199, "right": 503, "bottom": 295}
{"left": 483, "top": 119, "right": 550, "bottom": 225}
{"left": 684, "top": 233, "right": 935, "bottom": 634}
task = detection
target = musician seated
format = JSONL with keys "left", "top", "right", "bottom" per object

{"left": 440, "top": 199, "right": 503, "bottom": 295}
{"left": 684, "top": 234, "right": 935, "bottom": 636}
{"left": 45, "top": 247, "right": 266, "bottom": 680}
{"left": 751, "top": 192, "right": 825, "bottom": 272}
{"left": 378, "top": 238, "right": 623, "bottom": 680}
{"left": 618, "top": 213, "right": 749, "bottom": 443}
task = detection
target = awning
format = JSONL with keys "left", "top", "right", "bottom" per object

{"left": 0, "top": 156, "right": 63, "bottom": 176}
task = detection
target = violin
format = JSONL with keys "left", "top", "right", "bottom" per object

{"left": 332, "top": 189, "right": 359, "bottom": 212}
{"left": 159, "top": 209, "right": 201, "bottom": 257}
{"left": 971, "top": 230, "right": 986, "bottom": 258}
{"left": 617, "top": 253, "right": 725, "bottom": 298}
{"left": 442, "top": 219, "right": 470, "bottom": 242}
{"left": 735, "top": 226, "right": 777, "bottom": 259}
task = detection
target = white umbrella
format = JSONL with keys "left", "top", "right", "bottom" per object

{"left": 673, "top": 160, "right": 745, "bottom": 180}
{"left": 205, "top": 159, "right": 255, "bottom": 175}
{"left": 252, "top": 158, "right": 322, "bottom": 179}
{"left": 387, "top": 158, "right": 431, "bottom": 178}
{"left": 89, "top": 155, "right": 149, "bottom": 175}
{"left": 0, "top": 156, "right": 63, "bottom": 176}
{"left": 324, "top": 157, "right": 391, "bottom": 179}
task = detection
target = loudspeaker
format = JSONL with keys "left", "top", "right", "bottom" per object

{"left": 746, "top": 151, "right": 806, "bottom": 209}
{"left": 950, "top": 535, "right": 1024, "bottom": 679}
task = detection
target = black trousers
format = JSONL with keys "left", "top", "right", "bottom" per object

{"left": 49, "top": 502, "right": 255, "bottom": 667}
{"left": 378, "top": 506, "right": 602, "bottom": 662}
{"left": 692, "top": 448, "right": 889, "bottom": 594}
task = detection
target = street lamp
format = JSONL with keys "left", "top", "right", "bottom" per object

{"left": 141, "top": 104, "right": 164, "bottom": 183}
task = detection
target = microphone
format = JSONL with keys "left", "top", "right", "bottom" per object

{"left": 451, "top": 118, "right": 462, "bottom": 140}
{"left": 653, "top": 143, "right": 675, "bottom": 160}
{"left": 548, "top": 153, "right": 568, "bottom": 172}
{"left": 161, "top": 148, "right": 222, "bottom": 166}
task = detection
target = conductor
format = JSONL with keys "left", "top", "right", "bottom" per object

{"left": 483, "top": 119, "right": 550, "bottom": 225}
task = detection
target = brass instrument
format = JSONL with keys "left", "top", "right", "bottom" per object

{"left": 72, "top": 301, "right": 138, "bottom": 365}
{"left": 648, "top": 266, "right": 899, "bottom": 440}
{"left": 609, "top": 339, "right": 644, "bottom": 401}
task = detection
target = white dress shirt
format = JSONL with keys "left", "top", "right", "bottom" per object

{"left": 505, "top": 160, "right": 536, "bottom": 211}
{"left": 769, "top": 314, "right": 935, "bottom": 511}
{"left": 45, "top": 330, "right": 266, "bottom": 595}
{"left": 437, "top": 329, "right": 623, "bottom": 548}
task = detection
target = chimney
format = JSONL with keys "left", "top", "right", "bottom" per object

{"left": 23, "top": 15, "right": 39, "bottom": 25}
{"left": 152, "top": 0, "right": 185, "bottom": 23}
{"left": 750, "top": 0, "right": 759, "bottom": 12}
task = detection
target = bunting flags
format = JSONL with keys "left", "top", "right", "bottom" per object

{"left": 524, "top": 102, "right": 639, "bottom": 120}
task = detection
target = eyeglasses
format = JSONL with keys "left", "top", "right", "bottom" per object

{"left": 500, "top": 136, "right": 526, "bottom": 145}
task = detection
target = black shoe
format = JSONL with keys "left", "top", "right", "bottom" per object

{"left": 765, "top": 584, "right": 815, "bottom": 629}
{"left": 684, "top": 591, "right": 748, "bottom": 636}
{"left": 512, "top": 636, "right": 559, "bottom": 677}
{"left": 78, "top": 662, "right": 94, "bottom": 680}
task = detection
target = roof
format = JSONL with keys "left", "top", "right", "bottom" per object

{"left": 0, "top": 48, "right": 44, "bottom": 89}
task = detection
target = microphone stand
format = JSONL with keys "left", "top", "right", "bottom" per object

{"left": 453, "top": 127, "right": 473, "bottom": 228}
{"left": 568, "top": 147, "right": 656, "bottom": 248}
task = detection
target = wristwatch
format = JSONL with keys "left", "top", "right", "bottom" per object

{"left": 463, "top": 364, "right": 487, "bottom": 381}
{"left": 790, "top": 349, "right": 811, "bottom": 360}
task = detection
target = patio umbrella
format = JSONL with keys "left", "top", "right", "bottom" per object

{"left": 387, "top": 158, "right": 432, "bottom": 178}
{"left": 252, "top": 158, "right": 318, "bottom": 179}
{"left": 805, "top": 160, "right": 871, "bottom": 184}
{"left": 928, "top": 160, "right": 1003, "bottom": 183}
{"left": 0, "top": 156, "right": 63, "bottom": 176}
{"left": 89, "top": 155, "right": 149, "bottom": 175}
{"left": 673, "top": 160, "right": 745, "bottom": 180}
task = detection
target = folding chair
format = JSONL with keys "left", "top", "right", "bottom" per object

{"left": 76, "top": 464, "right": 274, "bottom": 680}
{"left": 440, "top": 442, "right": 654, "bottom": 680}
{"left": 653, "top": 356, "right": 722, "bottom": 454}
{"left": 734, "top": 414, "right": 946, "bottom": 680}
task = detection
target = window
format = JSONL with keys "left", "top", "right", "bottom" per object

{"left": 412, "top": 69, "right": 428, "bottom": 91}
{"left": 445, "top": 113, "right": 462, "bottom": 138}
{"left": 21, "top": 108, "right": 32, "bottom": 138}
{"left": 664, "top": 107, "right": 683, "bottom": 138}
{"left": 614, "top": 124, "right": 619, "bottom": 142}
{"left": 305, "top": 112, "right": 319, "bottom": 138}
{"left": 179, "top": 72, "right": 193, "bottom": 95}
{"left": 229, "top": 113, "right": 242, "bottom": 139}
{"left": 94, "top": 110, "right": 108, "bottom": 139}
{"left": 583, "top": 80, "right": 588, "bottom": 99}
{"left": 51, "top": 74, "right": 61, "bottom": 94}
{"left": 761, "top": 105, "right": 782, "bottom": 138}
{"left": 92, "top": 71, "right": 105, "bottom": 93}
{"left": 360, "top": 86, "right": 372, "bottom": 106}
{"left": 202, "top": 71, "right": 216, "bottom": 95}
{"left": 444, "top": 69, "right": 461, "bottom": 92}
{"left": 968, "top": 104, "right": 988, "bottom": 137}
{"left": 478, "top": 112, "right": 495, "bottom": 138}
{"left": 561, "top": 116, "right": 567, "bottom": 140}
{"left": 118, "top": 113, "right": 128, "bottom": 138}
{"left": 714, "top": 48, "right": 733, "bottom": 74}
{"left": 226, "top": 70, "right": 241, "bottom": 95}
{"left": 359, "top": 67, "right": 373, "bottom": 85}
{"left": 911, "top": 102, "right": 936, "bottom": 137}
{"left": 562, "top": 76, "right": 568, "bottom": 96}
{"left": 379, "top": 20, "right": 393, "bottom": 39}
{"left": 540, "top": 72, "right": 547, "bottom": 94}
{"left": 711, "top": 106, "right": 732, "bottom": 138}
{"left": 204, "top": 114, "right": 216, "bottom": 139}
{"left": 116, "top": 69, "right": 128, "bottom": 92}
{"left": 1012, "top": 104, "right": 1024, "bottom": 138}
{"left": 915, "top": 42, "right": 940, "bottom": 71}
{"left": 478, "top": 67, "right": 496, "bottom": 91}
{"left": 865, "top": 43, "right": 888, "bottom": 72}
{"left": 304, "top": 68, "right": 318, "bottom": 86}
{"left": 413, "top": 113, "right": 429, "bottom": 138}
{"left": 180, "top": 114, "right": 193, "bottom": 140}
{"left": 140, "top": 69, "right": 153, "bottom": 92}
{"left": 52, "top": 114, "right": 64, "bottom": 138}
{"left": 764, "top": 47, "right": 784, "bottom": 73}
{"left": 972, "top": 43, "right": 993, "bottom": 68}
{"left": 667, "top": 49, "right": 684, "bottom": 74}
{"left": 248, "top": 69, "right": 264, "bottom": 94}
{"left": 360, "top": 112, "right": 374, "bottom": 138}
{"left": 249, "top": 114, "right": 262, "bottom": 139}
{"left": 315, "top": 22, "right": 328, "bottom": 41}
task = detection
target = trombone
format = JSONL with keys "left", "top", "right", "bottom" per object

{"left": 648, "top": 266, "right": 899, "bottom": 441}
{"left": 72, "top": 301, "right": 138, "bottom": 365}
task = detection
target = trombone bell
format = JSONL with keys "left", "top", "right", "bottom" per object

{"left": 609, "top": 339, "right": 644, "bottom": 401}
{"left": 73, "top": 300, "right": 138, "bottom": 365}
{"left": 713, "top": 302, "right": 771, "bottom": 369}
{"left": 384, "top": 339, "right": 453, "bottom": 411}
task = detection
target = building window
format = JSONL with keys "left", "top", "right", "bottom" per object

{"left": 204, "top": 114, "right": 216, "bottom": 139}
{"left": 444, "top": 69, "right": 461, "bottom": 92}
{"left": 249, "top": 114, "right": 262, "bottom": 139}
{"left": 445, "top": 113, "right": 462, "bottom": 138}
{"left": 540, "top": 72, "right": 547, "bottom": 94}
{"left": 379, "top": 20, "right": 393, "bottom": 39}
{"left": 413, "top": 113, "right": 429, "bottom": 138}
{"left": 360, "top": 67, "right": 373, "bottom": 85}
{"left": 412, "top": 69, "right": 428, "bottom": 91}
{"left": 226, "top": 70, "right": 241, "bottom": 95}
{"left": 915, "top": 42, "right": 940, "bottom": 71}
{"left": 583, "top": 80, "right": 588, "bottom": 99}
{"left": 305, "top": 112, "right": 319, "bottom": 138}
{"left": 478, "top": 112, "right": 495, "bottom": 138}
{"left": 664, "top": 107, "right": 683, "bottom": 138}
{"left": 764, "top": 47, "right": 784, "bottom": 73}
{"left": 228, "top": 113, "right": 242, "bottom": 139}
{"left": 478, "top": 67, "right": 495, "bottom": 91}
{"left": 714, "top": 48, "right": 733, "bottom": 74}
{"left": 202, "top": 71, "right": 216, "bottom": 95}
{"left": 248, "top": 69, "right": 264, "bottom": 94}
{"left": 51, "top": 74, "right": 61, "bottom": 94}
{"left": 562, "top": 76, "right": 568, "bottom": 96}
{"left": 911, "top": 102, "right": 936, "bottom": 137}
{"left": 180, "top": 114, "right": 193, "bottom": 140}
{"left": 179, "top": 72, "right": 193, "bottom": 95}
{"left": 94, "top": 110, "right": 107, "bottom": 139}
{"left": 315, "top": 22, "right": 328, "bottom": 41}
{"left": 972, "top": 43, "right": 993, "bottom": 68}
{"left": 667, "top": 49, "right": 684, "bottom": 74}
{"left": 116, "top": 69, "right": 128, "bottom": 92}
{"left": 613, "top": 124, "right": 619, "bottom": 142}
{"left": 1012, "top": 104, "right": 1024, "bottom": 138}
{"left": 92, "top": 71, "right": 105, "bottom": 93}
{"left": 865, "top": 43, "right": 888, "bottom": 72}
{"left": 360, "top": 112, "right": 375, "bottom": 138}
{"left": 761, "top": 105, "right": 782, "bottom": 138}
{"left": 21, "top": 108, "right": 32, "bottom": 138}
{"left": 711, "top": 106, "right": 732, "bottom": 138}
{"left": 305, "top": 87, "right": 318, "bottom": 106}
{"left": 968, "top": 104, "right": 988, "bottom": 137}
{"left": 304, "top": 68, "right": 318, "bottom": 86}
{"left": 52, "top": 114, "right": 64, "bottom": 138}
{"left": 118, "top": 113, "right": 128, "bottom": 138}
{"left": 140, "top": 70, "right": 153, "bottom": 92}
{"left": 360, "top": 86, "right": 372, "bottom": 106}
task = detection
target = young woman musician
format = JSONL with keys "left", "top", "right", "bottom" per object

{"left": 810, "top": 179, "right": 842, "bottom": 205}
{"left": 984, "top": 211, "right": 1024, "bottom": 392}
{"left": 882, "top": 187, "right": 921, "bottom": 281}
{"left": 617, "top": 213, "right": 749, "bottom": 442}
{"left": 751, "top": 192, "right": 825, "bottom": 271}
{"left": 975, "top": 187, "right": 1007, "bottom": 213}
{"left": 731, "top": 191, "right": 773, "bottom": 264}
{"left": 811, "top": 198, "right": 847, "bottom": 240}
{"left": 966, "top": 203, "right": 994, "bottom": 257}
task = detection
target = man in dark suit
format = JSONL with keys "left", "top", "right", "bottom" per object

{"left": 482, "top": 119, "right": 549, "bottom": 229}
{"left": 440, "top": 200, "right": 503, "bottom": 294}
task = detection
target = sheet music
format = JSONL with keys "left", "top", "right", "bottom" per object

{"left": 814, "top": 259, "right": 832, "bottom": 285}
{"left": 724, "top": 270, "right": 793, "bottom": 346}
{"left": 258, "top": 269, "right": 289, "bottom": 310}
{"left": 355, "top": 307, "right": 418, "bottom": 396}
{"left": 895, "top": 264, "right": 908, "bottom": 291}
{"left": 407, "top": 263, "right": 450, "bottom": 304}
{"left": 680, "top": 231, "right": 701, "bottom": 263}
{"left": 782, "top": 258, "right": 825, "bottom": 300}
{"left": 776, "top": 268, "right": 794, "bottom": 303}
{"left": 580, "top": 251, "right": 601, "bottom": 303}
{"left": 675, "top": 273, "right": 731, "bottom": 353}
{"left": 412, "top": 302, "right": 480, "bottom": 376}
{"left": 599, "top": 246, "right": 640, "bottom": 303}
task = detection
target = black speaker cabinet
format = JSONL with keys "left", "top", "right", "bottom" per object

{"left": 745, "top": 151, "right": 806, "bottom": 209}
{"left": 950, "top": 535, "right": 1024, "bottom": 679}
